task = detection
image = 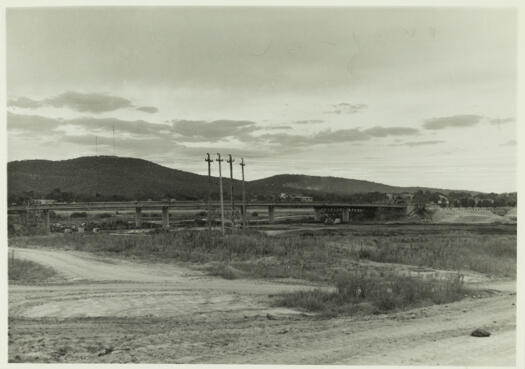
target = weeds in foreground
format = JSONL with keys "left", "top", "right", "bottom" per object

{"left": 8, "top": 252, "right": 56, "bottom": 283}
{"left": 275, "top": 269, "right": 468, "bottom": 316}
{"left": 351, "top": 234, "right": 516, "bottom": 277}
{"left": 9, "top": 225, "right": 516, "bottom": 281}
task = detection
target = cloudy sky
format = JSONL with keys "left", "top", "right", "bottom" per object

{"left": 6, "top": 7, "right": 517, "bottom": 192}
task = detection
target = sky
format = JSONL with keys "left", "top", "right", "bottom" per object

{"left": 6, "top": 7, "right": 517, "bottom": 193}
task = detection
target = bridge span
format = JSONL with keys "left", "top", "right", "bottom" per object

{"left": 8, "top": 201, "right": 408, "bottom": 233}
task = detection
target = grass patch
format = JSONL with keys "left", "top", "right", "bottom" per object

{"left": 8, "top": 256, "right": 56, "bottom": 284}
{"left": 276, "top": 269, "right": 468, "bottom": 316}
{"left": 8, "top": 225, "right": 511, "bottom": 316}
{"left": 9, "top": 225, "right": 516, "bottom": 282}
{"left": 351, "top": 233, "right": 516, "bottom": 277}
{"left": 205, "top": 262, "right": 243, "bottom": 280}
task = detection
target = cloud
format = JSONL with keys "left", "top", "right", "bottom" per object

{"left": 489, "top": 117, "right": 514, "bottom": 125}
{"left": 363, "top": 126, "right": 419, "bottom": 137}
{"left": 7, "top": 112, "right": 446, "bottom": 162}
{"left": 58, "top": 134, "right": 183, "bottom": 154}
{"left": 294, "top": 119, "right": 324, "bottom": 124}
{"left": 390, "top": 140, "right": 445, "bottom": 147}
{"left": 44, "top": 91, "right": 133, "bottom": 113}
{"left": 258, "top": 125, "right": 421, "bottom": 154}
{"left": 264, "top": 125, "right": 293, "bottom": 130}
{"left": 171, "top": 119, "right": 259, "bottom": 142}
{"left": 324, "top": 103, "right": 367, "bottom": 115}
{"left": 423, "top": 114, "right": 482, "bottom": 130}
{"left": 7, "top": 112, "right": 170, "bottom": 138}
{"left": 56, "top": 132, "right": 270, "bottom": 159}
{"left": 260, "top": 133, "right": 318, "bottom": 147}
{"left": 68, "top": 116, "right": 169, "bottom": 136}
{"left": 8, "top": 96, "right": 43, "bottom": 109}
{"left": 7, "top": 112, "right": 62, "bottom": 131}
{"left": 313, "top": 129, "right": 371, "bottom": 143}
{"left": 8, "top": 91, "right": 133, "bottom": 113}
{"left": 136, "top": 106, "right": 159, "bottom": 113}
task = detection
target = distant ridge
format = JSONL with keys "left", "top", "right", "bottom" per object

{"left": 8, "top": 156, "right": 476, "bottom": 201}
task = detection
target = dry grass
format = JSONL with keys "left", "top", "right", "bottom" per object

{"left": 8, "top": 252, "right": 56, "bottom": 284}
{"left": 9, "top": 225, "right": 513, "bottom": 316}
{"left": 9, "top": 225, "right": 516, "bottom": 280}
{"left": 342, "top": 232, "right": 516, "bottom": 277}
{"left": 275, "top": 269, "right": 469, "bottom": 316}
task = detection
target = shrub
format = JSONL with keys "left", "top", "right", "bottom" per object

{"left": 275, "top": 270, "right": 468, "bottom": 316}
{"left": 8, "top": 254, "right": 56, "bottom": 283}
{"left": 70, "top": 212, "right": 88, "bottom": 219}
{"left": 96, "top": 213, "right": 113, "bottom": 219}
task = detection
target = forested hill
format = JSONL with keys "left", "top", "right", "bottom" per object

{"left": 8, "top": 156, "right": 479, "bottom": 203}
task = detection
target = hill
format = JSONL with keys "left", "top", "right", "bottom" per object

{"left": 8, "top": 156, "right": 232, "bottom": 201}
{"left": 249, "top": 174, "right": 426, "bottom": 197}
{"left": 8, "top": 156, "right": 470, "bottom": 202}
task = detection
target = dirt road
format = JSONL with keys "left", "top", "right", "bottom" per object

{"left": 9, "top": 247, "right": 310, "bottom": 319}
{"left": 8, "top": 247, "right": 516, "bottom": 365}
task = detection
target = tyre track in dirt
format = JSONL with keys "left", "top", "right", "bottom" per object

{"left": 8, "top": 246, "right": 516, "bottom": 365}
{"left": 214, "top": 287, "right": 516, "bottom": 366}
{"left": 9, "top": 247, "right": 312, "bottom": 319}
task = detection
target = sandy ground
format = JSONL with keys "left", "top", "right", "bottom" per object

{"left": 8, "top": 246, "right": 516, "bottom": 365}
{"left": 431, "top": 207, "right": 516, "bottom": 224}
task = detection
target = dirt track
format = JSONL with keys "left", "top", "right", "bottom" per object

{"left": 8, "top": 247, "right": 516, "bottom": 365}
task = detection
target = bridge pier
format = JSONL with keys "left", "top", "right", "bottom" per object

{"left": 239, "top": 205, "right": 247, "bottom": 229}
{"left": 341, "top": 208, "right": 350, "bottom": 223}
{"left": 268, "top": 205, "right": 275, "bottom": 223}
{"left": 135, "top": 207, "right": 142, "bottom": 228}
{"left": 162, "top": 206, "right": 169, "bottom": 228}
{"left": 42, "top": 210, "right": 50, "bottom": 234}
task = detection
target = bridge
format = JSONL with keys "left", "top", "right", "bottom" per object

{"left": 8, "top": 201, "right": 408, "bottom": 233}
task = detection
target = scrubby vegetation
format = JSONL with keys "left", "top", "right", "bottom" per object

{"left": 10, "top": 225, "right": 516, "bottom": 280}
{"left": 9, "top": 224, "right": 515, "bottom": 315}
{"left": 276, "top": 270, "right": 467, "bottom": 316}
{"left": 8, "top": 253, "right": 56, "bottom": 283}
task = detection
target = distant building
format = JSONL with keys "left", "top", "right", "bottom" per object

{"left": 293, "top": 195, "right": 313, "bottom": 202}
{"left": 436, "top": 194, "right": 449, "bottom": 207}
{"left": 32, "top": 199, "right": 57, "bottom": 205}
{"left": 392, "top": 193, "right": 413, "bottom": 204}
{"left": 279, "top": 193, "right": 313, "bottom": 202}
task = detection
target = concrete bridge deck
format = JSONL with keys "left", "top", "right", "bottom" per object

{"left": 8, "top": 201, "right": 408, "bottom": 233}
{"left": 8, "top": 201, "right": 407, "bottom": 212}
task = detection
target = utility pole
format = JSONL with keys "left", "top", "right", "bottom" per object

{"left": 216, "top": 153, "right": 225, "bottom": 235}
{"left": 240, "top": 158, "right": 247, "bottom": 229}
{"left": 112, "top": 125, "right": 116, "bottom": 156}
{"left": 205, "top": 153, "right": 213, "bottom": 231}
{"left": 227, "top": 154, "right": 235, "bottom": 229}
{"left": 95, "top": 136, "right": 98, "bottom": 156}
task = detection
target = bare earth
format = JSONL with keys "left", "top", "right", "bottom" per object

{"left": 8, "top": 247, "right": 516, "bottom": 365}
